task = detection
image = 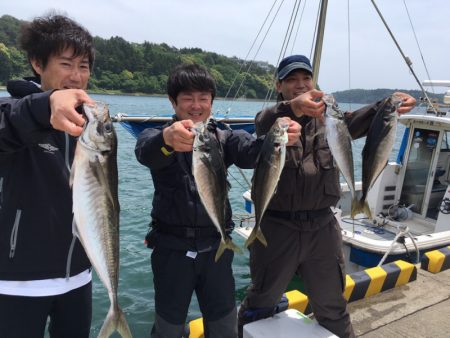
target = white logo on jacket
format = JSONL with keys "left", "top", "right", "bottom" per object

{"left": 38, "top": 143, "right": 59, "bottom": 153}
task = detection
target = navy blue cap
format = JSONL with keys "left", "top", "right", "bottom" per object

{"left": 277, "top": 55, "right": 313, "bottom": 80}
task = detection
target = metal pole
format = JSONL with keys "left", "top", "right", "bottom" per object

{"left": 312, "top": 0, "right": 328, "bottom": 88}
{"left": 370, "top": 0, "right": 438, "bottom": 114}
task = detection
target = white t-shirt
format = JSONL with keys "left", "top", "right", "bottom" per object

{"left": 0, "top": 269, "right": 92, "bottom": 297}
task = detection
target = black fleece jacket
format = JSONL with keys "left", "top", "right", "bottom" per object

{"left": 0, "top": 79, "right": 90, "bottom": 281}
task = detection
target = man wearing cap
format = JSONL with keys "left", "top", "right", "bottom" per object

{"left": 238, "top": 54, "right": 416, "bottom": 338}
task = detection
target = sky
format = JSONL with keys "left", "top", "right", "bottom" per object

{"left": 2, "top": 0, "right": 450, "bottom": 92}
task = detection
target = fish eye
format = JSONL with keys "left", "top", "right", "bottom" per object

{"left": 104, "top": 122, "right": 113, "bottom": 133}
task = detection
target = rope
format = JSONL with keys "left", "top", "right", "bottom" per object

{"left": 347, "top": 0, "right": 352, "bottom": 111}
{"left": 232, "top": 0, "right": 287, "bottom": 110}
{"left": 370, "top": 0, "right": 438, "bottom": 114}
{"left": 377, "top": 224, "right": 420, "bottom": 266}
{"left": 262, "top": 0, "right": 304, "bottom": 111}
{"left": 223, "top": 0, "right": 280, "bottom": 102}
{"left": 281, "top": 0, "right": 302, "bottom": 60}
{"left": 290, "top": 0, "right": 307, "bottom": 55}
{"left": 402, "top": 0, "right": 434, "bottom": 94}
{"left": 309, "top": 1, "right": 322, "bottom": 60}
{"left": 228, "top": 166, "right": 252, "bottom": 190}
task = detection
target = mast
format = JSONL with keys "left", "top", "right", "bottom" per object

{"left": 312, "top": 0, "right": 328, "bottom": 88}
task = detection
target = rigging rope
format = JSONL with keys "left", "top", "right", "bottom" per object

{"left": 370, "top": 0, "right": 438, "bottom": 114}
{"left": 309, "top": 0, "right": 322, "bottom": 60}
{"left": 223, "top": 0, "right": 280, "bottom": 103}
{"left": 231, "top": 0, "right": 286, "bottom": 108}
{"left": 290, "top": 0, "right": 307, "bottom": 55}
{"left": 279, "top": 0, "right": 302, "bottom": 62}
{"left": 262, "top": 0, "right": 304, "bottom": 110}
{"left": 347, "top": 0, "right": 352, "bottom": 110}
{"left": 402, "top": 0, "right": 434, "bottom": 94}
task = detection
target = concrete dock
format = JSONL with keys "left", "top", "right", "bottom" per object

{"left": 349, "top": 267, "right": 450, "bottom": 337}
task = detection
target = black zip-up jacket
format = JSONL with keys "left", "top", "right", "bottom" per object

{"left": 135, "top": 119, "right": 263, "bottom": 252}
{"left": 0, "top": 79, "right": 90, "bottom": 281}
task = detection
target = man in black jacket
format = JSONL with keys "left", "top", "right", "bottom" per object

{"left": 135, "top": 63, "right": 300, "bottom": 338}
{"left": 0, "top": 14, "right": 96, "bottom": 337}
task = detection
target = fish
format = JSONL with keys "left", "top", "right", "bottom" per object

{"left": 247, "top": 117, "right": 289, "bottom": 248}
{"left": 354, "top": 94, "right": 403, "bottom": 219}
{"left": 192, "top": 119, "right": 241, "bottom": 262}
{"left": 323, "top": 94, "right": 358, "bottom": 218}
{"left": 70, "top": 101, "right": 132, "bottom": 338}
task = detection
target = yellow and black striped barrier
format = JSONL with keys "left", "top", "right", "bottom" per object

{"left": 187, "top": 260, "right": 416, "bottom": 337}
{"left": 421, "top": 246, "right": 450, "bottom": 273}
{"left": 344, "top": 260, "right": 416, "bottom": 302}
{"left": 186, "top": 290, "right": 310, "bottom": 338}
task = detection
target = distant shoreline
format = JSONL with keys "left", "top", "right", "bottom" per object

{"left": 0, "top": 86, "right": 274, "bottom": 102}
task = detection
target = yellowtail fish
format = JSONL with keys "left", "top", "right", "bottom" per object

{"left": 192, "top": 119, "right": 241, "bottom": 262}
{"left": 71, "top": 102, "right": 132, "bottom": 338}
{"left": 355, "top": 95, "right": 403, "bottom": 219}
{"left": 323, "top": 94, "right": 358, "bottom": 218}
{"left": 247, "top": 117, "right": 289, "bottom": 247}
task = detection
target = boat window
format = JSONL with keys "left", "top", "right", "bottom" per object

{"left": 399, "top": 128, "right": 440, "bottom": 218}
{"left": 441, "top": 131, "right": 450, "bottom": 150}
{"left": 442, "top": 130, "right": 450, "bottom": 184}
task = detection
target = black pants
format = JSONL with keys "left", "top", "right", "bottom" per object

{"left": 151, "top": 246, "right": 237, "bottom": 338}
{"left": 0, "top": 281, "right": 92, "bottom": 338}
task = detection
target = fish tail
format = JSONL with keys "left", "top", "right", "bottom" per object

{"left": 98, "top": 304, "right": 132, "bottom": 338}
{"left": 244, "top": 227, "right": 268, "bottom": 248}
{"left": 244, "top": 229, "right": 257, "bottom": 248}
{"left": 350, "top": 198, "right": 361, "bottom": 218}
{"left": 215, "top": 238, "right": 243, "bottom": 262}
{"left": 363, "top": 201, "right": 373, "bottom": 220}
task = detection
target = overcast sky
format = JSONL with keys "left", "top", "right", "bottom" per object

{"left": 2, "top": 0, "right": 450, "bottom": 92}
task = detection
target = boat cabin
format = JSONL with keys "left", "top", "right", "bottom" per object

{"left": 397, "top": 115, "right": 450, "bottom": 227}
{"left": 366, "top": 114, "right": 450, "bottom": 233}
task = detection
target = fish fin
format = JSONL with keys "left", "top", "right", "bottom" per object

{"left": 69, "top": 161, "right": 75, "bottom": 188}
{"left": 353, "top": 198, "right": 373, "bottom": 220}
{"left": 350, "top": 198, "right": 360, "bottom": 218}
{"left": 363, "top": 201, "right": 373, "bottom": 220}
{"left": 116, "top": 307, "right": 133, "bottom": 338}
{"left": 256, "top": 228, "right": 268, "bottom": 247}
{"left": 98, "top": 305, "right": 132, "bottom": 338}
{"left": 215, "top": 240, "right": 227, "bottom": 262}
{"left": 244, "top": 228, "right": 268, "bottom": 248}
{"left": 215, "top": 238, "right": 242, "bottom": 262}
{"left": 91, "top": 156, "right": 116, "bottom": 209}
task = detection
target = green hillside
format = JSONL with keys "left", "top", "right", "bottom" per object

{"left": 0, "top": 14, "right": 275, "bottom": 99}
{"left": 0, "top": 14, "right": 442, "bottom": 103}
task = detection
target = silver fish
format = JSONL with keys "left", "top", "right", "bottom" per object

{"left": 247, "top": 117, "right": 289, "bottom": 247}
{"left": 323, "top": 94, "right": 358, "bottom": 218}
{"left": 192, "top": 119, "right": 241, "bottom": 262}
{"left": 355, "top": 95, "right": 402, "bottom": 219}
{"left": 70, "top": 102, "right": 132, "bottom": 338}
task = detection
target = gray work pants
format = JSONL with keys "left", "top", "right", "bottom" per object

{"left": 239, "top": 214, "right": 355, "bottom": 338}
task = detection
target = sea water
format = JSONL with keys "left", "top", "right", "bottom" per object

{"left": 0, "top": 90, "right": 418, "bottom": 337}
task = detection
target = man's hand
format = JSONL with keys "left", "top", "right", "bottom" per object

{"left": 393, "top": 92, "right": 417, "bottom": 114}
{"left": 290, "top": 89, "right": 325, "bottom": 118}
{"left": 162, "top": 120, "right": 195, "bottom": 152}
{"left": 49, "top": 89, "right": 94, "bottom": 136}
{"left": 279, "top": 117, "right": 301, "bottom": 146}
